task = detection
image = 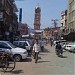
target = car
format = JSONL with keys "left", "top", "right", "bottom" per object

{"left": 62, "top": 42, "right": 69, "bottom": 49}
{"left": 53, "top": 40, "right": 67, "bottom": 46}
{"left": 0, "top": 41, "right": 28, "bottom": 61}
{"left": 13, "top": 41, "right": 32, "bottom": 52}
{"left": 65, "top": 42, "right": 75, "bottom": 52}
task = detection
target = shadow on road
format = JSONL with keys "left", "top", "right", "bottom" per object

{"left": 38, "top": 56, "right": 41, "bottom": 59}
{"left": 42, "top": 48, "right": 50, "bottom": 53}
{"left": 39, "top": 53, "right": 48, "bottom": 55}
{"left": 11, "top": 69, "right": 24, "bottom": 74}
{"left": 21, "top": 58, "right": 32, "bottom": 62}
{"left": 59, "top": 55, "right": 68, "bottom": 58}
{"left": 28, "top": 54, "right": 32, "bottom": 57}
{"left": 38, "top": 60, "right": 50, "bottom": 63}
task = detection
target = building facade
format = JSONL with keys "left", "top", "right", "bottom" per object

{"left": 60, "top": 10, "right": 67, "bottom": 36}
{"left": 20, "top": 23, "right": 28, "bottom": 36}
{"left": 43, "top": 27, "right": 60, "bottom": 41}
{"left": 66, "top": 0, "right": 75, "bottom": 41}
{"left": 67, "top": 0, "right": 75, "bottom": 32}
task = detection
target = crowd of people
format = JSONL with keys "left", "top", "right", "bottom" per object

{"left": 32, "top": 38, "right": 64, "bottom": 63}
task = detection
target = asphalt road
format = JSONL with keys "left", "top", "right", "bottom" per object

{"left": 0, "top": 44, "right": 75, "bottom": 75}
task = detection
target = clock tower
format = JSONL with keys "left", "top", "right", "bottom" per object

{"left": 34, "top": 5, "right": 41, "bottom": 30}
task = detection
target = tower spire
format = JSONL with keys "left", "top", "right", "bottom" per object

{"left": 38, "top": 3, "right": 39, "bottom": 7}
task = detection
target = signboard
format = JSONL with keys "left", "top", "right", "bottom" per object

{"left": 19, "top": 8, "right": 22, "bottom": 22}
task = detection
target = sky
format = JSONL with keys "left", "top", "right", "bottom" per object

{"left": 15, "top": 0, "right": 67, "bottom": 29}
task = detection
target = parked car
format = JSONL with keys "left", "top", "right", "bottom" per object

{"left": 0, "top": 41, "right": 28, "bottom": 61}
{"left": 13, "top": 41, "right": 32, "bottom": 52}
{"left": 62, "top": 42, "right": 69, "bottom": 49}
{"left": 65, "top": 42, "right": 75, "bottom": 52}
{"left": 53, "top": 40, "right": 67, "bottom": 46}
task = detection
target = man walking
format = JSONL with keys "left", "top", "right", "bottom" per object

{"left": 40, "top": 39, "right": 45, "bottom": 52}
{"left": 33, "top": 39, "right": 40, "bottom": 63}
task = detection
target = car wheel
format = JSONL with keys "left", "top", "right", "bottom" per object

{"left": 13, "top": 55, "right": 22, "bottom": 62}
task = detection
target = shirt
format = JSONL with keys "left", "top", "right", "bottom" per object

{"left": 33, "top": 43, "right": 40, "bottom": 52}
{"left": 40, "top": 40, "right": 44, "bottom": 47}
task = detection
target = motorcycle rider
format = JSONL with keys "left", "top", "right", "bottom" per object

{"left": 55, "top": 41, "right": 63, "bottom": 56}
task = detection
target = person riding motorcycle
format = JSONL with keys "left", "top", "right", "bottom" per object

{"left": 55, "top": 41, "right": 63, "bottom": 56}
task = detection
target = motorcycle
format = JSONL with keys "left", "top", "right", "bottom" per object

{"left": 55, "top": 49, "right": 63, "bottom": 56}
{"left": 55, "top": 49, "right": 60, "bottom": 56}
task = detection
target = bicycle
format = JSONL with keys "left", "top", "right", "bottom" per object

{"left": 0, "top": 51, "right": 16, "bottom": 72}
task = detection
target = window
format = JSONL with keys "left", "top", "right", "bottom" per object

{"left": 19, "top": 42, "right": 25, "bottom": 47}
{"left": 13, "top": 42, "right": 19, "bottom": 47}
{"left": 0, "top": 42, "right": 11, "bottom": 49}
{"left": 25, "top": 42, "right": 28, "bottom": 46}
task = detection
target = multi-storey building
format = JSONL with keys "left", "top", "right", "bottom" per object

{"left": 20, "top": 23, "right": 28, "bottom": 36}
{"left": 66, "top": 0, "right": 75, "bottom": 41}
{"left": 67, "top": 0, "right": 75, "bottom": 32}
{"left": 43, "top": 27, "right": 60, "bottom": 41}
{"left": 60, "top": 10, "right": 67, "bottom": 35}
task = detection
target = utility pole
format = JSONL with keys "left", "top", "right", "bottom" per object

{"left": 51, "top": 19, "right": 58, "bottom": 40}
{"left": 52, "top": 19, "right": 58, "bottom": 28}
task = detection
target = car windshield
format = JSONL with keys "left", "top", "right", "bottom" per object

{"left": 7, "top": 42, "right": 16, "bottom": 48}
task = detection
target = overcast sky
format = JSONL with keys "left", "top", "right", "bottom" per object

{"left": 15, "top": 0, "right": 67, "bottom": 29}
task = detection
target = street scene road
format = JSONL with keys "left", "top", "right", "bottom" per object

{"left": 0, "top": 44, "right": 74, "bottom": 75}
{"left": 0, "top": 0, "right": 75, "bottom": 75}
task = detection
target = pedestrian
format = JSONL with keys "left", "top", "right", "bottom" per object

{"left": 50, "top": 40, "right": 53, "bottom": 47}
{"left": 40, "top": 39, "right": 45, "bottom": 52}
{"left": 32, "top": 39, "right": 40, "bottom": 63}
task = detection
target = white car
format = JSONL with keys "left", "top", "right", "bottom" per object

{"left": 65, "top": 42, "right": 75, "bottom": 52}
{"left": 0, "top": 41, "right": 28, "bottom": 61}
{"left": 13, "top": 41, "right": 31, "bottom": 52}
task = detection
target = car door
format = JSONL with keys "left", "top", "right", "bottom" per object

{"left": 13, "top": 41, "right": 19, "bottom": 47}
{"left": 19, "top": 42, "right": 26, "bottom": 49}
{"left": 24, "top": 42, "right": 30, "bottom": 50}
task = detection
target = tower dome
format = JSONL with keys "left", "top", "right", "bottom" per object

{"left": 35, "top": 5, "right": 41, "bottom": 13}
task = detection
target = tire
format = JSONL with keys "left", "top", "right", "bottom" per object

{"left": 56, "top": 49, "right": 60, "bottom": 56}
{"left": 2, "top": 58, "right": 16, "bottom": 72}
{"left": 13, "top": 55, "right": 22, "bottom": 62}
